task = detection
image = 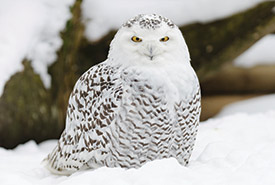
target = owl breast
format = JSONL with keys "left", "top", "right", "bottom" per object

{"left": 102, "top": 66, "right": 200, "bottom": 168}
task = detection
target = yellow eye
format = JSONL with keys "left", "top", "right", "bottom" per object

{"left": 160, "top": 36, "right": 169, "bottom": 42}
{"left": 131, "top": 36, "right": 142, "bottom": 42}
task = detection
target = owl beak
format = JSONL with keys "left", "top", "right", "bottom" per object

{"left": 145, "top": 44, "right": 157, "bottom": 61}
{"left": 148, "top": 47, "right": 154, "bottom": 60}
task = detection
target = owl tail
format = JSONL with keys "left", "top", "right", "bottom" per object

{"left": 42, "top": 141, "right": 89, "bottom": 175}
{"left": 42, "top": 145, "right": 74, "bottom": 175}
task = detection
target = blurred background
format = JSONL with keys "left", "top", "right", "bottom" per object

{"left": 0, "top": 0, "right": 274, "bottom": 149}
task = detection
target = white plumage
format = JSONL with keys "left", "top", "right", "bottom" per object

{"left": 44, "top": 14, "right": 201, "bottom": 175}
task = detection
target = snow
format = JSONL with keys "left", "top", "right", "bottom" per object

{"left": 82, "top": 0, "right": 263, "bottom": 41}
{"left": 0, "top": 0, "right": 74, "bottom": 95}
{"left": 234, "top": 34, "right": 275, "bottom": 68}
{"left": 1, "top": 109, "right": 275, "bottom": 185}
{"left": 216, "top": 94, "right": 275, "bottom": 117}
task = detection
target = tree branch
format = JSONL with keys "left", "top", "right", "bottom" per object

{"left": 181, "top": 1, "right": 275, "bottom": 80}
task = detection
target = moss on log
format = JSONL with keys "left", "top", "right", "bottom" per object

{"left": 0, "top": 61, "right": 59, "bottom": 148}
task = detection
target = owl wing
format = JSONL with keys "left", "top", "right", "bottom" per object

{"left": 174, "top": 84, "right": 201, "bottom": 165}
{"left": 44, "top": 62, "right": 123, "bottom": 175}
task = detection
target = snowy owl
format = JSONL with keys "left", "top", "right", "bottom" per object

{"left": 44, "top": 14, "right": 201, "bottom": 175}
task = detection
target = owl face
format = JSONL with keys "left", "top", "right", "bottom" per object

{"left": 108, "top": 14, "right": 190, "bottom": 66}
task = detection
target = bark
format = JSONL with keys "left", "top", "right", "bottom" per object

{"left": 48, "top": 0, "right": 84, "bottom": 128}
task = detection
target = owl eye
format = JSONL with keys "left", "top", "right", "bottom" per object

{"left": 160, "top": 36, "right": 169, "bottom": 42}
{"left": 131, "top": 36, "right": 142, "bottom": 42}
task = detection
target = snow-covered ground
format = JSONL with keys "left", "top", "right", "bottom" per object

{"left": 0, "top": 0, "right": 272, "bottom": 96}
{"left": 1, "top": 109, "right": 275, "bottom": 185}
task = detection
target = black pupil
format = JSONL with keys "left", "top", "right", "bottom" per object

{"left": 136, "top": 37, "right": 139, "bottom": 40}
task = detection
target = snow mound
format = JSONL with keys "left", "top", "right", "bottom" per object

{"left": 0, "top": 0, "right": 74, "bottom": 95}
{"left": 1, "top": 111, "right": 275, "bottom": 185}
{"left": 234, "top": 34, "right": 275, "bottom": 67}
{"left": 216, "top": 94, "right": 275, "bottom": 117}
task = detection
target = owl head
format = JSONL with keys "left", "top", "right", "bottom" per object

{"left": 108, "top": 14, "right": 190, "bottom": 66}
